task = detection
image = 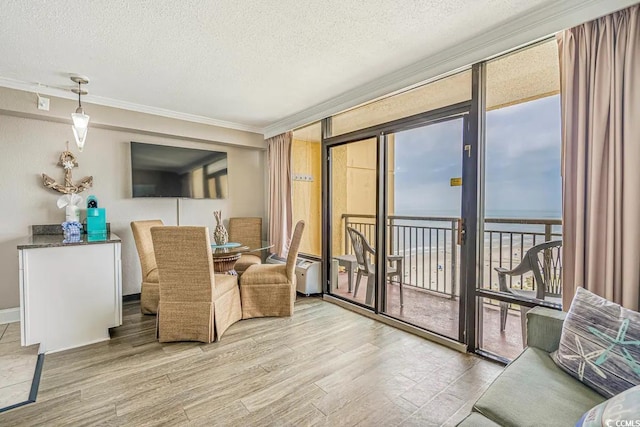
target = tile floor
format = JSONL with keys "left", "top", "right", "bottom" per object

{"left": 0, "top": 322, "right": 39, "bottom": 411}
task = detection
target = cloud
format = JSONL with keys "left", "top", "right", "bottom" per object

{"left": 393, "top": 95, "right": 562, "bottom": 218}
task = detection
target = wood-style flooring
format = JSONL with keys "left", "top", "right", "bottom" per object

{"left": 0, "top": 297, "right": 503, "bottom": 426}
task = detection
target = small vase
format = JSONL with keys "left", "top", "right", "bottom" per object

{"left": 213, "top": 210, "right": 228, "bottom": 245}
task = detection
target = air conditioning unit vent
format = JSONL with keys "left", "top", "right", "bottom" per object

{"left": 265, "top": 254, "right": 322, "bottom": 295}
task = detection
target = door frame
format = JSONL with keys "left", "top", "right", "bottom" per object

{"left": 321, "top": 100, "right": 476, "bottom": 346}
{"left": 320, "top": 58, "right": 563, "bottom": 359}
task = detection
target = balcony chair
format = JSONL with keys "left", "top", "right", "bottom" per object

{"left": 151, "top": 226, "right": 241, "bottom": 343}
{"left": 228, "top": 217, "right": 263, "bottom": 275}
{"left": 130, "top": 219, "right": 164, "bottom": 314}
{"left": 240, "top": 221, "right": 305, "bottom": 319}
{"left": 347, "top": 227, "right": 403, "bottom": 307}
{"left": 494, "top": 239, "right": 562, "bottom": 345}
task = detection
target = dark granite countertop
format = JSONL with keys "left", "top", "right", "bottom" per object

{"left": 17, "top": 233, "right": 121, "bottom": 250}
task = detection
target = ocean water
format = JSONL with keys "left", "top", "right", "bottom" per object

{"left": 392, "top": 208, "right": 561, "bottom": 220}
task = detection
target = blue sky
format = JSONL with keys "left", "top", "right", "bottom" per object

{"left": 394, "top": 95, "right": 562, "bottom": 218}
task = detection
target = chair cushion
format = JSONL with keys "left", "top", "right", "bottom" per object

{"left": 474, "top": 347, "right": 605, "bottom": 426}
{"left": 241, "top": 264, "right": 288, "bottom": 285}
{"left": 235, "top": 254, "right": 262, "bottom": 272}
{"left": 552, "top": 287, "right": 640, "bottom": 398}
{"left": 145, "top": 267, "right": 159, "bottom": 283}
{"left": 214, "top": 274, "right": 238, "bottom": 298}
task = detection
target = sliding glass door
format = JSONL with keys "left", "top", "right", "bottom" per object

{"left": 328, "top": 137, "right": 378, "bottom": 309}
{"left": 475, "top": 40, "right": 563, "bottom": 361}
{"left": 382, "top": 117, "right": 466, "bottom": 341}
{"left": 320, "top": 40, "right": 563, "bottom": 361}
{"left": 324, "top": 104, "right": 475, "bottom": 346}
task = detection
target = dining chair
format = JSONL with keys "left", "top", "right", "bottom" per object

{"left": 239, "top": 221, "right": 305, "bottom": 319}
{"left": 495, "top": 239, "right": 562, "bottom": 345}
{"left": 228, "top": 217, "right": 263, "bottom": 275}
{"left": 347, "top": 227, "right": 403, "bottom": 307}
{"left": 151, "top": 226, "right": 242, "bottom": 343}
{"left": 130, "top": 219, "right": 164, "bottom": 314}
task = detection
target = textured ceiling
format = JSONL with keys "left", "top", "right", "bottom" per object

{"left": 0, "top": 0, "right": 613, "bottom": 132}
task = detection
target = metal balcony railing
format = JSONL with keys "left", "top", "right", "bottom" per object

{"left": 342, "top": 214, "right": 562, "bottom": 298}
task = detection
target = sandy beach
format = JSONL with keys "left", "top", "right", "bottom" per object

{"left": 401, "top": 244, "right": 543, "bottom": 296}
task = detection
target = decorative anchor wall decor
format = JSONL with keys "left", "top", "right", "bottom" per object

{"left": 42, "top": 142, "right": 93, "bottom": 194}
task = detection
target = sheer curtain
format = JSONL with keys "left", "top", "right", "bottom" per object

{"left": 559, "top": 4, "right": 640, "bottom": 310}
{"left": 267, "top": 132, "right": 293, "bottom": 257}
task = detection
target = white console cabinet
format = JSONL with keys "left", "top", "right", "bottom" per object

{"left": 17, "top": 234, "right": 122, "bottom": 354}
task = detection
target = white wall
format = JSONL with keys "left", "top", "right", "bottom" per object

{"left": 0, "top": 90, "right": 266, "bottom": 310}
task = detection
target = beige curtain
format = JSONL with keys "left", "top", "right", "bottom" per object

{"left": 267, "top": 132, "right": 293, "bottom": 257}
{"left": 559, "top": 4, "right": 640, "bottom": 311}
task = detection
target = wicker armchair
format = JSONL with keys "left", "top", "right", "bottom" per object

{"left": 151, "top": 226, "right": 242, "bottom": 343}
{"left": 240, "top": 221, "right": 305, "bottom": 319}
{"left": 228, "top": 217, "right": 263, "bottom": 275}
{"left": 130, "top": 219, "right": 164, "bottom": 314}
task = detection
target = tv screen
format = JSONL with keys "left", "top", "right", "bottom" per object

{"left": 130, "top": 142, "right": 228, "bottom": 198}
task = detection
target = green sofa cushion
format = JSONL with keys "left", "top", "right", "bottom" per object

{"left": 526, "top": 306, "right": 566, "bottom": 353}
{"left": 474, "top": 347, "right": 606, "bottom": 427}
{"left": 456, "top": 412, "right": 501, "bottom": 426}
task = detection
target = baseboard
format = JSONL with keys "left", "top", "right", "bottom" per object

{"left": 123, "top": 293, "right": 141, "bottom": 303}
{"left": 0, "top": 307, "right": 20, "bottom": 325}
{"left": 0, "top": 297, "right": 139, "bottom": 324}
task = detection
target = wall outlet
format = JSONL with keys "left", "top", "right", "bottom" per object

{"left": 37, "top": 96, "right": 50, "bottom": 111}
{"left": 293, "top": 174, "right": 314, "bottom": 182}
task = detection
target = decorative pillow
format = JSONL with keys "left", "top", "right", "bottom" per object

{"left": 552, "top": 287, "right": 640, "bottom": 398}
{"left": 576, "top": 384, "right": 640, "bottom": 426}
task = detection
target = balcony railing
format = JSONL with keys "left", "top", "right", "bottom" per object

{"left": 342, "top": 214, "right": 562, "bottom": 298}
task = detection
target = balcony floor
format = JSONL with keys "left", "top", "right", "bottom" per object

{"left": 332, "top": 272, "right": 524, "bottom": 360}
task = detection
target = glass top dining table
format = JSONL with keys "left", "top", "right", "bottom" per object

{"left": 210, "top": 242, "right": 273, "bottom": 275}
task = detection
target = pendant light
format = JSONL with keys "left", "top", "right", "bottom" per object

{"left": 70, "top": 75, "right": 90, "bottom": 152}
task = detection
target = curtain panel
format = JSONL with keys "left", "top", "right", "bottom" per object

{"left": 267, "top": 132, "right": 293, "bottom": 257}
{"left": 559, "top": 4, "right": 640, "bottom": 310}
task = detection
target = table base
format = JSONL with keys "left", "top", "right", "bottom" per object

{"left": 213, "top": 254, "right": 241, "bottom": 275}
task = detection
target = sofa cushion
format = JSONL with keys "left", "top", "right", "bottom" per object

{"left": 474, "top": 347, "right": 606, "bottom": 427}
{"left": 456, "top": 412, "right": 501, "bottom": 426}
{"left": 552, "top": 287, "right": 640, "bottom": 398}
{"left": 526, "top": 307, "right": 566, "bottom": 353}
{"left": 577, "top": 384, "right": 640, "bottom": 427}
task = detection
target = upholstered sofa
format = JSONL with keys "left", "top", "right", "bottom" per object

{"left": 457, "top": 307, "right": 606, "bottom": 426}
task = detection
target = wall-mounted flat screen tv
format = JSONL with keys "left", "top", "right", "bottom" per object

{"left": 130, "top": 142, "right": 228, "bottom": 198}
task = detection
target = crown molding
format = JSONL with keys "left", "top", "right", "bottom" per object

{"left": 1, "top": 0, "right": 634, "bottom": 140}
{"left": 0, "top": 77, "right": 264, "bottom": 135}
{"left": 262, "top": 0, "right": 637, "bottom": 138}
